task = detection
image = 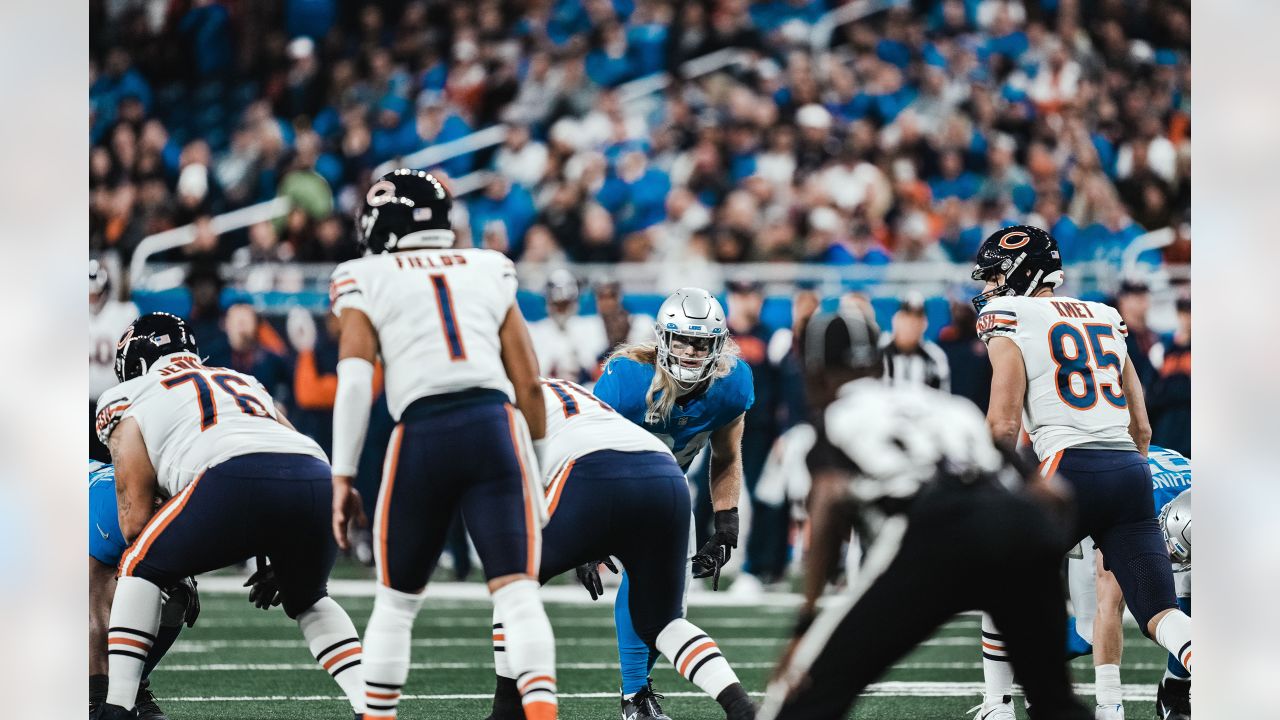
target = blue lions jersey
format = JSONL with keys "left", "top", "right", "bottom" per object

{"left": 1148, "top": 445, "right": 1191, "bottom": 512}
{"left": 593, "top": 356, "right": 755, "bottom": 470}
{"left": 89, "top": 459, "right": 128, "bottom": 566}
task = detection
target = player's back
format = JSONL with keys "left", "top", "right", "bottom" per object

{"left": 330, "top": 247, "right": 518, "bottom": 420}
{"left": 539, "top": 377, "right": 671, "bottom": 482}
{"left": 978, "top": 295, "right": 1135, "bottom": 460}
{"left": 95, "top": 353, "right": 325, "bottom": 497}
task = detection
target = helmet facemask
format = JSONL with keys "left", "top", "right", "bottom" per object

{"left": 655, "top": 329, "right": 726, "bottom": 389}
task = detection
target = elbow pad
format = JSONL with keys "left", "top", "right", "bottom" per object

{"left": 331, "top": 358, "right": 375, "bottom": 477}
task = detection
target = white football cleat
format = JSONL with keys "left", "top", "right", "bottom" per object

{"left": 1094, "top": 703, "right": 1124, "bottom": 720}
{"left": 967, "top": 696, "right": 1015, "bottom": 720}
{"left": 726, "top": 572, "right": 765, "bottom": 600}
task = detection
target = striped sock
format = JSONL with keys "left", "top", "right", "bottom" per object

{"left": 362, "top": 584, "right": 426, "bottom": 718}
{"left": 493, "top": 616, "right": 514, "bottom": 679}
{"left": 299, "top": 597, "right": 366, "bottom": 713}
{"left": 105, "top": 577, "right": 163, "bottom": 709}
{"left": 656, "top": 619, "right": 741, "bottom": 701}
{"left": 493, "top": 580, "right": 557, "bottom": 720}
{"left": 980, "top": 613, "right": 1014, "bottom": 705}
{"left": 1155, "top": 610, "right": 1192, "bottom": 674}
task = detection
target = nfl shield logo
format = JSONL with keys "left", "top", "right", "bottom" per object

{"left": 678, "top": 417, "right": 689, "bottom": 426}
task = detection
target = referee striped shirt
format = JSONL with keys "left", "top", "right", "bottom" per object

{"left": 879, "top": 335, "right": 951, "bottom": 392}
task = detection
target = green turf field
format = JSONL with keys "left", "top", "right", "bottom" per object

{"left": 150, "top": 578, "right": 1167, "bottom": 719}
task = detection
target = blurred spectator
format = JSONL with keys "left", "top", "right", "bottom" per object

{"left": 879, "top": 292, "right": 950, "bottom": 391}
{"left": 1113, "top": 279, "right": 1161, "bottom": 392}
{"left": 469, "top": 176, "right": 537, "bottom": 257}
{"left": 937, "top": 299, "right": 991, "bottom": 412}
{"left": 184, "top": 263, "right": 231, "bottom": 367}
{"left": 593, "top": 278, "right": 654, "bottom": 349}
{"left": 225, "top": 303, "right": 292, "bottom": 404}
{"left": 494, "top": 124, "right": 549, "bottom": 189}
{"left": 1149, "top": 296, "right": 1191, "bottom": 457}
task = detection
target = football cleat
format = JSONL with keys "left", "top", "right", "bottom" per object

{"left": 967, "top": 695, "right": 1015, "bottom": 720}
{"left": 135, "top": 680, "right": 168, "bottom": 720}
{"left": 98, "top": 704, "right": 138, "bottom": 720}
{"left": 1095, "top": 703, "right": 1124, "bottom": 720}
{"left": 1155, "top": 678, "right": 1191, "bottom": 720}
{"left": 622, "top": 679, "right": 672, "bottom": 720}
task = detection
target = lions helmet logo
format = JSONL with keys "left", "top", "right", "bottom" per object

{"left": 998, "top": 230, "right": 1031, "bottom": 249}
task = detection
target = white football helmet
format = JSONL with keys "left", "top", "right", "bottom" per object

{"left": 654, "top": 287, "right": 728, "bottom": 388}
{"left": 90, "top": 258, "right": 109, "bottom": 296}
{"left": 1159, "top": 489, "right": 1190, "bottom": 565}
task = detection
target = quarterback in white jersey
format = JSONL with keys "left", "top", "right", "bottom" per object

{"left": 969, "top": 225, "right": 1191, "bottom": 720}
{"left": 329, "top": 169, "right": 558, "bottom": 720}
{"left": 94, "top": 313, "right": 369, "bottom": 720}
{"left": 90, "top": 258, "right": 139, "bottom": 461}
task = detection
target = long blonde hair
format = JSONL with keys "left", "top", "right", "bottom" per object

{"left": 605, "top": 338, "right": 741, "bottom": 424}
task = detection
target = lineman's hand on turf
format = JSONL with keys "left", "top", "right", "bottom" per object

{"left": 692, "top": 509, "right": 739, "bottom": 590}
{"left": 332, "top": 476, "right": 368, "bottom": 551}
{"left": 243, "top": 557, "right": 284, "bottom": 610}
{"left": 574, "top": 558, "right": 619, "bottom": 601}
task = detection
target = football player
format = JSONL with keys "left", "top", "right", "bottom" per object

{"left": 329, "top": 169, "right": 556, "bottom": 720}
{"left": 592, "top": 287, "right": 754, "bottom": 720}
{"left": 759, "top": 308, "right": 1091, "bottom": 720}
{"left": 90, "top": 259, "right": 139, "bottom": 462}
{"left": 89, "top": 459, "right": 197, "bottom": 720}
{"left": 95, "top": 313, "right": 368, "bottom": 720}
{"left": 970, "top": 226, "right": 1192, "bottom": 720}
{"left": 484, "top": 378, "right": 755, "bottom": 720}
{"left": 527, "top": 269, "right": 610, "bottom": 385}
{"left": 1051, "top": 448, "right": 1192, "bottom": 720}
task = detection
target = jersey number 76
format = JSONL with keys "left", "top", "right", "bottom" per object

{"left": 1049, "top": 323, "right": 1127, "bottom": 411}
{"left": 161, "top": 371, "right": 273, "bottom": 430}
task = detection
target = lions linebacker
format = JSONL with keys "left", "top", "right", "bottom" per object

{"left": 329, "top": 169, "right": 557, "bottom": 720}
{"left": 970, "top": 226, "right": 1192, "bottom": 720}
{"left": 483, "top": 378, "right": 755, "bottom": 720}
{"left": 95, "top": 313, "right": 368, "bottom": 719}
{"left": 592, "top": 287, "right": 753, "bottom": 720}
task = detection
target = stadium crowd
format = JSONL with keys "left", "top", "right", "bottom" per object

{"left": 90, "top": 0, "right": 1191, "bottom": 581}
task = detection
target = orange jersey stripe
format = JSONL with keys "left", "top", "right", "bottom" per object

{"left": 378, "top": 425, "right": 405, "bottom": 588}
{"left": 505, "top": 405, "right": 538, "bottom": 576}
{"left": 679, "top": 641, "right": 718, "bottom": 676}
{"left": 544, "top": 460, "right": 574, "bottom": 518}
{"left": 322, "top": 646, "right": 362, "bottom": 671}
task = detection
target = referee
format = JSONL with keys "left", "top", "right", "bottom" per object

{"left": 760, "top": 308, "right": 1090, "bottom": 720}
{"left": 879, "top": 292, "right": 950, "bottom": 391}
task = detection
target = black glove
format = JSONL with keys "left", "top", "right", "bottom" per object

{"left": 574, "top": 558, "right": 619, "bottom": 601}
{"left": 164, "top": 576, "right": 201, "bottom": 628}
{"left": 243, "top": 556, "right": 284, "bottom": 611}
{"left": 692, "top": 509, "right": 739, "bottom": 590}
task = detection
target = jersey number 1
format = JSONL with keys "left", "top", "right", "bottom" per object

{"left": 161, "top": 372, "right": 272, "bottom": 430}
{"left": 1049, "top": 323, "right": 1126, "bottom": 411}
{"left": 430, "top": 275, "right": 467, "bottom": 360}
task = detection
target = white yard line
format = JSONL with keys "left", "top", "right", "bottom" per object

{"left": 157, "top": 660, "right": 1169, "bottom": 672}
{"left": 168, "top": 636, "right": 984, "bottom": 652}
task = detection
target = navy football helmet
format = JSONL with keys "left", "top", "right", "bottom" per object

{"left": 357, "top": 168, "right": 455, "bottom": 254}
{"left": 970, "top": 225, "right": 1063, "bottom": 311}
{"left": 115, "top": 312, "right": 200, "bottom": 382}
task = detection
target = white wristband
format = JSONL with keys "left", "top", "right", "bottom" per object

{"left": 331, "top": 357, "right": 374, "bottom": 477}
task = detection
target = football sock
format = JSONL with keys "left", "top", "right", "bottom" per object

{"left": 492, "top": 580, "right": 557, "bottom": 720}
{"left": 614, "top": 572, "right": 651, "bottom": 697}
{"left": 299, "top": 596, "right": 366, "bottom": 713}
{"left": 105, "top": 576, "right": 163, "bottom": 709}
{"left": 1154, "top": 610, "right": 1192, "bottom": 674}
{"left": 980, "top": 613, "right": 1014, "bottom": 703}
{"left": 656, "top": 618, "right": 741, "bottom": 701}
{"left": 141, "top": 623, "right": 182, "bottom": 679}
{"left": 493, "top": 613, "right": 514, "bottom": 679}
{"left": 362, "top": 584, "right": 426, "bottom": 718}
{"left": 1095, "top": 663, "right": 1122, "bottom": 706}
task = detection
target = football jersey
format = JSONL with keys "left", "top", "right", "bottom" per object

{"left": 593, "top": 356, "right": 754, "bottom": 470}
{"left": 90, "top": 300, "right": 140, "bottom": 399}
{"left": 95, "top": 353, "right": 326, "bottom": 497}
{"left": 528, "top": 316, "right": 609, "bottom": 386}
{"left": 88, "top": 459, "right": 127, "bottom": 566}
{"left": 1148, "top": 444, "right": 1191, "bottom": 512}
{"left": 330, "top": 248, "right": 518, "bottom": 421}
{"left": 538, "top": 377, "right": 672, "bottom": 487}
{"left": 977, "top": 295, "right": 1136, "bottom": 460}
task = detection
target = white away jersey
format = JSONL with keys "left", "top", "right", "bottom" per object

{"left": 538, "top": 377, "right": 671, "bottom": 488}
{"left": 528, "top": 316, "right": 609, "bottom": 386}
{"left": 330, "top": 248, "right": 518, "bottom": 420}
{"left": 977, "top": 296, "right": 1136, "bottom": 460}
{"left": 90, "top": 300, "right": 139, "bottom": 399}
{"left": 95, "top": 353, "right": 326, "bottom": 497}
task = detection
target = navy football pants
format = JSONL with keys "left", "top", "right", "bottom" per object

{"left": 540, "top": 450, "right": 690, "bottom": 645}
{"left": 120, "top": 453, "right": 335, "bottom": 619}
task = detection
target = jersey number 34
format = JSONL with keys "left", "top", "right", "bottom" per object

{"left": 1048, "top": 323, "right": 1126, "bottom": 411}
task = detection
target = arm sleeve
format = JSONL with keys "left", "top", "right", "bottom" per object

{"left": 331, "top": 358, "right": 375, "bottom": 477}
{"left": 976, "top": 299, "right": 1020, "bottom": 345}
